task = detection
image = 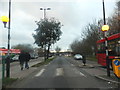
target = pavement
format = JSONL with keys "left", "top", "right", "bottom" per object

{"left": 65, "top": 57, "right": 120, "bottom": 85}
{"left": 10, "top": 57, "right": 44, "bottom": 79}
{"left": 0, "top": 57, "right": 44, "bottom": 79}
{"left": 78, "top": 62, "right": 120, "bottom": 85}
{"left": 82, "top": 65, "right": 120, "bottom": 83}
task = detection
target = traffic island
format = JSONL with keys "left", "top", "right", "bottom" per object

{"left": 78, "top": 64, "right": 94, "bottom": 68}
{"left": 31, "top": 57, "right": 55, "bottom": 67}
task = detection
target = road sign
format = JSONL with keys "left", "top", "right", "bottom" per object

{"left": 112, "top": 59, "right": 120, "bottom": 78}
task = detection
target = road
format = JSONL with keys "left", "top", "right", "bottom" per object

{"left": 11, "top": 56, "right": 117, "bottom": 89}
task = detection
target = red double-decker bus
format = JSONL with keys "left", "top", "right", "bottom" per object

{"left": 96, "top": 33, "right": 120, "bottom": 66}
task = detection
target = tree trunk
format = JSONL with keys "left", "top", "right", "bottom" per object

{"left": 46, "top": 44, "right": 51, "bottom": 59}
{"left": 44, "top": 45, "right": 47, "bottom": 61}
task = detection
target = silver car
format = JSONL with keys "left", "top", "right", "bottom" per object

{"left": 74, "top": 54, "right": 83, "bottom": 60}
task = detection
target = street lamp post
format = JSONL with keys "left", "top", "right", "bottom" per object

{"left": 0, "top": 0, "right": 11, "bottom": 78}
{"left": 0, "top": 16, "right": 9, "bottom": 81}
{"left": 102, "top": 0, "right": 110, "bottom": 77}
{"left": 6, "top": 0, "right": 11, "bottom": 78}
{"left": 40, "top": 8, "right": 51, "bottom": 19}
{"left": 0, "top": 16, "right": 9, "bottom": 28}
{"left": 102, "top": 25, "right": 110, "bottom": 77}
{"left": 40, "top": 7, "right": 51, "bottom": 60}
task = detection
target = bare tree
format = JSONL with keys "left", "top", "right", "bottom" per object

{"left": 12, "top": 44, "right": 34, "bottom": 53}
{"left": 70, "top": 21, "right": 103, "bottom": 56}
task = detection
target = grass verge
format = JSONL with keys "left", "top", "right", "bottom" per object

{"left": 31, "top": 57, "right": 55, "bottom": 67}
{"left": 2, "top": 77, "right": 18, "bottom": 86}
{"left": 86, "top": 56, "right": 97, "bottom": 62}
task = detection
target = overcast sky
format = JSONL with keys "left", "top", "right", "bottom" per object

{"left": 0, "top": 0, "right": 117, "bottom": 51}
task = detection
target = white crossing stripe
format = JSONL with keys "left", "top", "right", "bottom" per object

{"left": 71, "top": 64, "right": 74, "bottom": 66}
{"left": 44, "top": 65, "right": 48, "bottom": 67}
{"left": 56, "top": 68, "right": 64, "bottom": 76}
{"left": 79, "top": 72, "right": 86, "bottom": 77}
{"left": 73, "top": 68, "right": 87, "bottom": 77}
{"left": 35, "top": 69, "right": 45, "bottom": 77}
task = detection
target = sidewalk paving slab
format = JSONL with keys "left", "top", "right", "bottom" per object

{"left": 94, "top": 75, "right": 120, "bottom": 84}
{"left": 82, "top": 63, "right": 120, "bottom": 84}
{"left": 2, "top": 57, "right": 44, "bottom": 80}
{"left": 11, "top": 67, "right": 37, "bottom": 79}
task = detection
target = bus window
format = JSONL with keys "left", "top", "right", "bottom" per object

{"left": 97, "top": 42, "right": 105, "bottom": 53}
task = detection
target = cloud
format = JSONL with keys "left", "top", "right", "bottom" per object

{"left": 0, "top": 0, "right": 116, "bottom": 50}
{"left": 1, "top": 0, "right": 116, "bottom": 3}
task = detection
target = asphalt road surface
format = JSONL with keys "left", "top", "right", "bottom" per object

{"left": 11, "top": 56, "right": 117, "bottom": 90}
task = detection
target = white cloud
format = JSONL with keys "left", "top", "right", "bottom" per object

{"left": 1, "top": 0, "right": 116, "bottom": 3}
{"left": 0, "top": 0, "right": 116, "bottom": 50}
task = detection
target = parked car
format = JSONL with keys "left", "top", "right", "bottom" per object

{"left": 30, "top": 54, "right": 38, "bottom": 59}
{"left": 74, "top": 54, "right": 83, "bottom": 60}
{"left": 12, "top": 55, "right": 19, "bottom": 61}
{"left": 34, "top": 55, "right": 38, "bottom": 59}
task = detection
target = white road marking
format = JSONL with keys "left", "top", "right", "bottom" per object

{"left": 35, "top": 69, "right": 45, "bottom": 77}
{"left": 71, "top": 64, "right": 74, "bottom": 66}
{"left": 73, "top": 68, "right": 87, "bottom": 77}
{"left": 79, "top": 72, "right": 86, "bottom": 77}
{"left": 79, "top": 65, "right": 81, "bottom": 67}
{"left": 56, "top": 68, "right": 64, "bottom": 76}
{"left": 44, "top": 65, "right": 47, "bottom": 67}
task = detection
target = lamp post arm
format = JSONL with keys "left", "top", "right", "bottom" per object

{"left": 44, "top": 9, "right": 46, "bottom": 19}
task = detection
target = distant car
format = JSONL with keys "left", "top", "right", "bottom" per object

{"left": 74, "top": 54, "right": 83, "bottom": 60}
{"left": 34, "top": 55, "right": 38, "bottom": 59}
{"left": 30, "top": 55, "right": 38, "bottom": 59}
{"left": 12, "top": 55, "right": 19, "bottom": 61}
